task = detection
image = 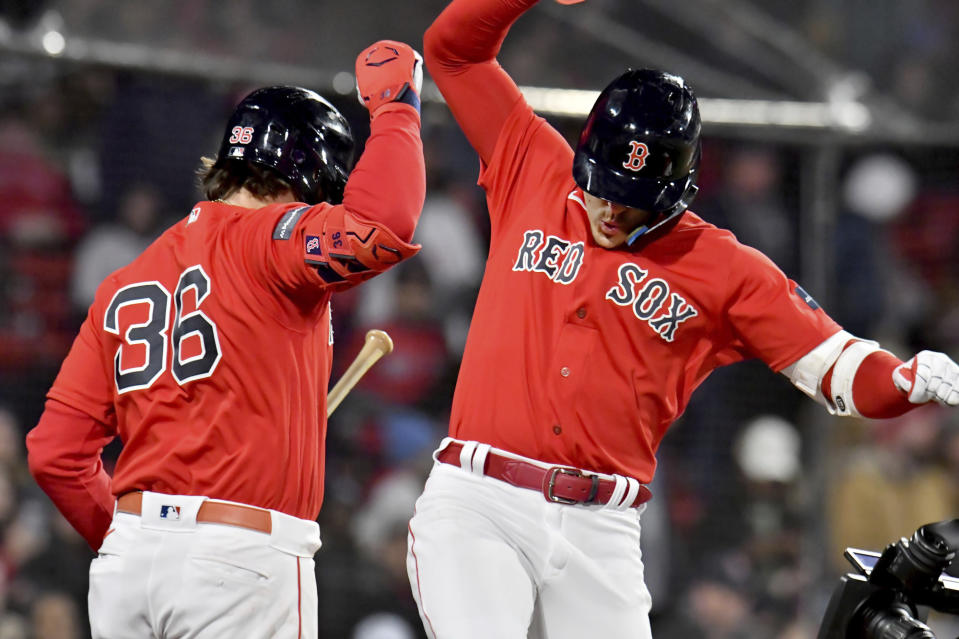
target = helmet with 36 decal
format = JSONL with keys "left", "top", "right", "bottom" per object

{"left": 215, "top": 86, "right": 355, "bottom": 205}
{"left": 573, "top": 69, "right": 701, "bottom": 243}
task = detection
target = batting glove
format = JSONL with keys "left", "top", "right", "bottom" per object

{"left": 893, "top": 350, "right": 959, "bottom": 407}
{"left": 355, "top": 40, "right": 423, "bottom": 117}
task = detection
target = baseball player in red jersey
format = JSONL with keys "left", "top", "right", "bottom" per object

{"left": 405, "top": 1, "right": 959, "bottom": 638}
{"left": 25, "top": 41, "right": 424, "bottom": 639}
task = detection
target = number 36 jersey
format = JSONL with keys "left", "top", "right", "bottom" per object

{"left": 449, "top": 100, "right": 841, "bottom": 483}
{"left": 46, "top": 199, "right": 398, "bottom": 521}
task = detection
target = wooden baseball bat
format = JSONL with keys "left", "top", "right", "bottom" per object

{"left": 327, "top": 329, "right": 394, "bottom": 417}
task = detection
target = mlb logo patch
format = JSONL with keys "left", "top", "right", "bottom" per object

{"left": 160, "top": 505, "right": 181, "bottom": 521}
{"left": 228, "top": 146, "right": 245, "bottom": 158}
{"left": 306, "top": 235, "right": 322, "bottom": 256}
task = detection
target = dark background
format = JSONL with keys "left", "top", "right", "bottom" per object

{"left": 1, "top": 1, "right": 958, "bottom": 637}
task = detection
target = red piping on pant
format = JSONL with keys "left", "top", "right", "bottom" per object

{"left": 408, "top": 519, "right": 439, "bottom": 639}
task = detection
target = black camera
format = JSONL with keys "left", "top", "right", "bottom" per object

{"left": 818, "top": 519, "right": 959, "bottom": 639}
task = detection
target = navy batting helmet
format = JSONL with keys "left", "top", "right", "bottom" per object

{"left": 217, "top": 86, "right": 355, "bottom": 205}
{"left": 573, "top": 69, "right": 701, "bottom": 242}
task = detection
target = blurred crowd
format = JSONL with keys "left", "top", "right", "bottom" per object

{"left": 11, "top": 0, "right": 959, "bottom": 122}
{"left": 1, "top": 3, "right": 959, "bottom": 638}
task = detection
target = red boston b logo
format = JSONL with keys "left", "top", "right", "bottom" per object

{"left": 623, "top": 141, "right": 649, "bottom": 172}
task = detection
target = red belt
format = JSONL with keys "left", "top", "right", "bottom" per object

{"left": 437, "top": 442, "right": 652, "bottom": 508}
{"left": 117, "top": 492, "right": 272, "bottom": 534}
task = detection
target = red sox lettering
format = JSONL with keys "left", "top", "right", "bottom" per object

{"left": 605, "top": 263, "right": 698, "bottom": 342}
{"left": 513, "top": 230, "right": 699, "bottom": 342}
{"left": 512, "top": 229, "right": 585, "bottom": 284}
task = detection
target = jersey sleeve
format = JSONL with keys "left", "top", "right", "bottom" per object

{"left": 29, "top": 305, "right": 118, "bottom": 550}
{"left": 341, "top": 104, "right": 425, "bottom": 244}
{"left": 45, "top": 306, "right": 118, "bottom": 427}
{"left": 477, "top": 101, "right": 576, "bottom": 230}
{"left": 425, "top": 0, "right": 575, "bottom": 231}
{"left": 26, "top": 399, "right": 116, "bottom": 550}
{"left": 423, "top": 0, "right": 536, "bottom": 163}
{"left": 725, "top": 242, "right": 841, "bottom": 372}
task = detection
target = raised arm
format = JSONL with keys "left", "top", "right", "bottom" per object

{"left": 345, "top": 40, "right": 426, "bottom": 242}
{"left": 270, "top": 41, "right": 426, "bottom": 295}
{"left": 424, "top": 0, "right": 538, "bottom": 163}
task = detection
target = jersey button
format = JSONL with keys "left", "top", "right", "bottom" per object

{"left": 576, "top": 307, "right": 586, "bottom": 319}
{"left": 553, "top": 425, "right": 562, "bottom": 435}
{"left": 560, "top": 366, "right": 570, "bottom": 377}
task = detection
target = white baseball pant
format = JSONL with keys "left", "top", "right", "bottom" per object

{"left": 88, "top": 491, "right": 321, "bottom": 638}
{"left": 406, "top": 440, "right": 653, "bottom": 639}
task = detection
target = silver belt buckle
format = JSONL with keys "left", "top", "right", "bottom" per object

{"left": 544, "top": 467, "right": 583, "bottom": 504}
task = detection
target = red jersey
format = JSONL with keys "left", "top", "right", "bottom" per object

{"left": 427, "top": 0, "right": 840, "bottom": 482}
{"left": 28, "top": 104, "right": 424, "bottom": 547}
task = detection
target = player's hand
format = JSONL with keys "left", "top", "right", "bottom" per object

{"left": 893, "top": 350, "right": 959, "bottom": 406}
{"left": 355, "top": 40, "right": 423, "bottom": 116}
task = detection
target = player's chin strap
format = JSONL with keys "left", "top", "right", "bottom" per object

{"left": 625, "top": 183, "right": 699, "bottom": 246}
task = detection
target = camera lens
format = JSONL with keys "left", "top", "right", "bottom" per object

{"left": 858, "top": 602, "right": 936, "bottom": 639}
